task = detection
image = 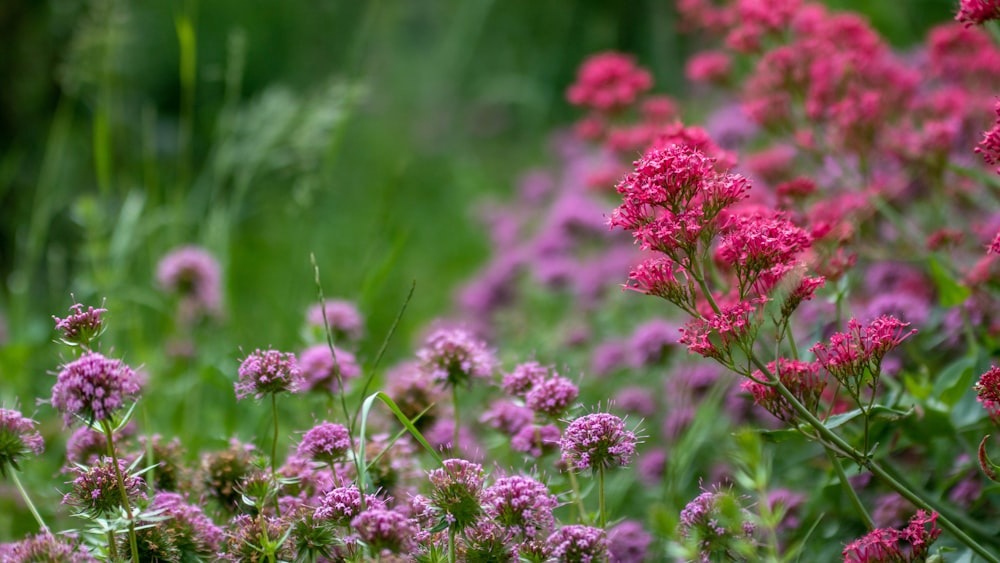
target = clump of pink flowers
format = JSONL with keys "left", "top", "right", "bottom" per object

{"left": 956, "top": 0, "right": 1000, "bottom": 26}
{"left": 567, "top": 51, "right": 652, "bottom": 113}
{"left": 52, "top": 302, "right": 106, "bottom": 348}
{"left": 50, "top": 352, "right": 142, "bottom": 426}
{"left": 156, "top": 245, "right": 223, "bottom": 319}
{"left": 234, "top": 348, "right": 303, "bottom": 400}
{"left": 560, "top": 412, "right": 638, "bottom": 471}
{"left": 0, "top": 408, "right": 44, "bottom": 475}
{"left": 842, "top": 510, "right": 942, "bottom": 563}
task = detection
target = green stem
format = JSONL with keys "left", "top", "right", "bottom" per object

{"left": 101, "top": 420, "right": 139, "bottom": 563}
{"left": 448, "top": 527, "right": 456, "bottom": 563}
{"left": 9, "top": 468, "right": 47, "bottom": 531}
{"left": 452, "top": 384, "right": 460, "bottom": 453}
{"left": 107, "top": 530, "right": 119, "bottom": 562}
{"left": 597, "top": 465, "right": 607, "bottom": 529}
{"left": 824, "top": 447, "right": 874, "bottom": 530}
{"left": 567, "top": 470, "right": 587, "bottom": 524}
{"left": 259, "top": 511, "right": 276, "bottom": 563}
{"left": 271, "top": 393, "right": 282, "bottom": 518}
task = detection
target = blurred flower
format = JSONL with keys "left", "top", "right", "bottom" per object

{"left": 199, "top": 438, "right": 256, "bottom": 513}
{"left": 502, "top": 361, "right": 551, "bottom": 397}
{"left": 607, "top": 520, "right": 652, "bottom": 563}
{"left": 511, "top": 423, "right": 561, "bottom": 458}
{"left": 548, "top": 525, "right": 608, "bottom": 563}
{"left": 629, "top": 319, "right": 678, "bottom": 367}
{"left": 742, "top": 358, "right": 825, "bottom": 423}
{"left": 148, "top": 492, "right": 224, "bottom": 557}
{"left": 613, "top": 386, "right": 657, "bottom": 418}
{"left": 298, "top": 344, "right": 361, "bottom": 395}
{"left": 52, "top": 301, "right": 106, "bottom": 348}
{"left": 975, "top": 365, "right": 1000, "bottom": 421}
{"left": 0, "top": 408, "right": 43, "bottom": 476}
{"left": 637, "top": 448, "right": 667, "bottom": 486}
{"left": 525, "top": 374, "right": 579, "bottom": 418}
{"left": 350, "top": 509, "right": 417, "bottom": 555}
{"left": 156, "top": 246, "right": 222, "bottom": 319}
{"left": 842, "top": 510, "right": 941, "bottom": 563}
{"left": 560, "top": 412, "right": 638, "bottom": 472}
{"left": 483, "top": 475, "right": 558, "bottom": 540}
{"left": 51, "top": 352, "right": 141, "bottom": 426}
{"left": 297, "top": 421, "right": 351, "bottom": 465}
{"left": 385, "top": 360, "right": 446, "bottom": 430}
{"left": 417, "top": 327, "right": 497, "bottom": 388}
{"left": 566, "top": 52, "right": 652, "bottom": 112}
{"left": 686, "top": 50, "right": 732, "bottom": 85}
{"left": 63, "top": 456, "right": 145, "bottom": 517}
{"left": 221, "top": 514, "right": 293, "bottom": 562}
{"left": 678, "top": 486, "right": 757, "bottom": 562}
{"left": 957, "top": 0, "right": 1000, "bottom": 26}
{"left": 306, "top": 300, "right": 364, "bottom": 342}
{"left": 235, "top": 348, "right": 303, "bottom": 400}
{"left": 0, "top": 532, "right": 97, "bottom": 563}
{"left": 480, "top": 399, "right": 533, "bottom": 436}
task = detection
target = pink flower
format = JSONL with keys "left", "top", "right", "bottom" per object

{"left": 52, "top": 302, "right": 107, "bottom": 348}
{"left": 809, "top": 316, "right": 916, "bottom": 391}
{"left": 956, "top": 0, "right": 1000, "bottom": 26}
{"left": 417, "top": 327, "right": 497, "bottom": 388}
{"left": 842, "top": 510, "right": 941, "bottom": 562}
{"left": 975, "top": 365, "right": 1000, "bottom": 422}
{"left": 742, "top": 358, "right": 825, "bottom": 422}
{"left": 0, "top": 408, "right": 44, "bottom": 475}
{"left": 976, "top": 101, "right": 1000, "bottom": 176}
{"left": 686, "top": 51, "right": 732, "bottom": 84}
{"left": 305, "top": 300, "right": 364, "bottom": 342}
{"left": 234, "top": 349, "right": 303, "bottom": 400}
{"left": 560, "top": 412, "right": 638, "bottom": 471}
{"left": 156, "top": 246, "right": 222, "bottom": 318}
{"left": 525, "top": 374, "right": 579, "bottom": 418}
{"left": 51, "top": 352, "right": 142, "bottom": 426}
{"left": 678, "top": 298, "right": 766, "bottom": 362}
{"left": 566, "top": 52, "right": 652, "bottom": 112}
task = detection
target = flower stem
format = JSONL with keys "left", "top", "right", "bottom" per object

{"left": 452, "top": 384, "right": 460, "bottom": 454}
{"left": 824, "top": 447, "right": 874, "bottom": 530}
{"left": 597, "top": 465, "right": 607, "bottom": 529}
{"left": 271, "top": 393, "right": 282, "bottom": 518}
{"left": 567, "top": 470, "right": 587, "bottom": 524}
{"left": 101, "top": 420, "right": 139, "bottom": 563}
{"left": 9, "top": 468, "right": 47, "bottom": 531}
{"left": 448, "top": 527, "right": 457, "bottom": 563}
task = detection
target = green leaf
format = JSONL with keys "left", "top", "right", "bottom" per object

{"left": 357, "top": 392, "right": 443, "bottom": 492}
{"left": 932, "top": 356, "right": 977, "bottom": 408}
{"left": 927, "top": 255, "right": 971, "bottom": 307}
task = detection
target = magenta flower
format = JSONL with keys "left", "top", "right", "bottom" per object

{"left": 234, "top": 348, "right": 303, "bottom": 400}
{"left": 717, "top": 213, "right": 812, "bottom": 297}
{"left": 297, "top": 421, "right": 351, "bottom": 465}
{"left": 560, "top": 412, "right": 638, "bottom": 472}
{"left": 566, "top": 52, "right": 652, "bottom": 112}
{"left": 501, "top": 361, "right": 551, "bottom": 397}
{"left": 483, "top": 475, "right": 558, "bottom": 540}
{"left": 0, "top": 408, "right": 44, "bottom": 475}
{"left": 957, "top": 0, "right": 1000, "bottom": 26}
{"left": 297, "top": 344, "right": 361, "bottom": 394}
{"left": 306, "top": 300, "right": 364, "bottom": 342}
{"left": 547, "top": 525, "right": 608, "bottom": 563}
{"left": 156, "top": 245, "right": 222, "bottom": 317}
{"left": 842, "top": 510, "right": 941, "bottom": 563}
{"left": 0, "top": 532, "right": 97, "bottom": 563}
{"left": 608, "top": 520, "right": 653, "bottom": 563}
{"left": 51, "top": 352, "right": 141, "bottom": 426}
{"left": 428, "top": 458, "right": 486, "bottom": 530}
{"left": 63, "top": 456, "right": 145, "bottom": 517}
{"left": 350, "top": 509, "right": 417, "bottom": 555}
{"left": 314, "top": 484, "right": 384, "bottom": 526}
{"left": 148, "top": 492, "right": 225, "bottom": 556}
{"left": 975, "top": 365, "right": 1000, "bottom": 422}
{"left": 512, "top": 423, "right": 561, "bottom": 458}
{"left": 52, "top": 302, "right": 107, "bottom": 348}
{"left": 525, "top": 374, "right": 579, "bottom": 418}
{"left": 480, "top": 399, "right": 534, "bottom": 436}
{"left": 417, "top": 327, "right": 497, "bottom": 388}
{"left": 809, "top": 315, "right": 917, "bottom": 393}
{"left": 742, "top": 358, "right": 826, "bottom": 423}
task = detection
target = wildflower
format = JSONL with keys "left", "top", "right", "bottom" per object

{"left": 512, "top": 424, "right": 562, "bottom": 458}
{"left": 977, "top": 102, "right": 1000, "bottom": 175}
{"left": 462, "top": 520, "right": 514, "bottom": 561}
{"left": 65, "top": 425, "right": 129, "bottom": 466}
{"left": 305, "top": 300, "right": 364, "bottom": 342}
{"left": 809, "top": 315, "right": 917, "bottom": 397}
{"left": 480, "top": 399, "right": 534, "bottom": 435}
{"left": 0, "top": 408, "right": 43, "bottom": 476}
{"left": 297, "top": 344, "right": 361, "bottom": 394}
{"left": 678, "top": 487, "right": 757, "bottom": 562}
{"left": 427, "top": 458, "right": 485, "bottom": 530}
{"left": 314, "top": 484, "right": 384, "bottom": 526}
{"left": 566, "top": 52, "right": 652, "bottom": 112}
{"left": 149, "top": 492, "right": 224, "bottom": 556}
{"left": 957, "top": 0, "right": 1000, "bottom": 26}
{"left": 385, "top": 360, "right": 447, "bottom": 429}
{"left": 525, "top": 374, "right": 579, "bottom": 418}
{"left": 678, "top": 298, "right": 766, "bottom": 362}
{"left": 626, "top": 256, "right": 696, "bottom": 309}
{"left": 742, "top": 359, "right": 825, "bottom": 423}
{"left": 975, "top": 365, "right": 1000, "bottom": 421}
{"left": 297, "top": 421, "right": 351, "bottom": 465}
{"left": 629, "top": 319, "right": 678, "bottom": 366}
{"left": 560, "top": 412, "right": 637, "bottom": 472}
{"left": 156, "top": 246, "right": 222, "bottom": 317}
{"left": 607, "top": 520, "right": 652, "bottom": 563}
{"left": 63, "top": 456, "right": 145, "bottom": 517}
{"left": 417, "top": 327, "right": 497, "bottom": 388}
{"left": 842, "top": 510, "right": 941, "bottom": 563}
{"left": 51, "top": 352, "right": 141, "bottom": 426}
{"left": 221, "top": 514, "right": 294, "bottom": 562}
{"left": 350, "top": 509, "right": 417, "bottom": 555}
{"left": 502, "top": 361, "right": 551, "bottom": 397}
{"left": 0, "top": 532, "right": 97, "bottom": 563}
{"left": 235, "top": 348, "right": 303, "bottom": 400}
{"left": 547, "top": 525, "right": 608, "bottom": 563}
{"left": 199, "top": 438, "right": 256, "bottom": 512}
{"left": 52, "top": 302, "right": 106, "bottom": 348}
{"left": 717, "top": 213, "right": 812, "bottom": 297}
{"left": 686, "top": 51, "right": 732, "bottom": 85}
{"left": 483, "top": 475, "right": 558, "bottom": 540}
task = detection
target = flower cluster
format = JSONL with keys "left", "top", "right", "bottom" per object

{"left": 809, "top": 315, "right": 916, "bottom": 397}
{"left": 51, "top": 352, "right": 142, "bottom": 426}
{"left": 156, "top": 245, "right": 222, "bottom": 318}
{"left": 350, "top": 508, "right": 417, "bottom": 555}
{"left": 742, "top": 359, "right": 826, "bottom": 422}
{"left": 956, "top": 0, "right": 1000, "bottom": 26}
{"left": 297, "top": 344, "right": 361, "bottom": 393}
{"left": 0, "top": 533, "right": 97, "bottom": 563}
{"left": 428, "top": 458, "right": 486, "bottom": 530}
{"left": 314, "top": 484, "right": 383, "bottom": 526}
{"left": 0, "top": 408, "right": 44, "bottom": 475}
{"left": 235, "top": 348, "right": 303, "bottom": 400}
{"left": 482, "top": 475, "right": 558, "bottom": 540}
{"left": 52, "top": 302, "right": 106, "bottom": 348}
{"left": 62, "top": 457, "right": 145, "bottom": 517}
{"left": 297, "top": 421, "right": 351, "bottom": 465}
{"left": 566, "top": 51, "right": 652, "bottom": 113}
{"left": 976, "top": 101, "right": 1000, "bottom": 175}
{"left": 417, "top": 327, "right": 497, "bottom": 387}
{"left": 677, "top": 487, "right": 757, "bottom": 562}
{"left": 842, "top": 510, "right": 942, "bottom": 563}
{"left": 560, "top": 412, "right": 637, "bottom": 472}
{"left": 975, "top": 365, "right": 1000, "bottom": 422}
{"left": 305, "top": 299, "right": 364, "bottom": 342}
{"left": 547, "top": 525, "right": 608, "bottom": 563}
{"left": 525, "top": 373, "right": 579, "bottom": 418}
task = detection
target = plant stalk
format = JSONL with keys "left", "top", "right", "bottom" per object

{"left": 101, "top": 420, "right": 140, "bottom": 563}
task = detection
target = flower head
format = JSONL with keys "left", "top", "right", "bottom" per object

{"left": 566, "top": 52, "right": 652, "bottom": 112}
{"left": 63, "top": 456, "right": 145, "bottom": 517}
{"left": 483, "top": 475, "right": 558, "bottom": 540}
{"left": 842, "top": 510, "right": 941, "bottom": 563}
{"left": 512, "top": 424, "right": 562, "bottom": 458}
{"left": 235, "top": 348, "right": 303, "bottom": 400}
{"left": 0, "top": 408, "right": 43, "bottom": 476}
{"left": 0, "top": 532, "right": 97, "bottom": 563}
{"left": 525, "top": 374, "right": 579, "bottom": 418}
{"left": 156, "top": 246, "right": 222, "bottom": 317}
{"left": 51, "top": 352, "right": 141, "bottom": 426}
{"left": 306, "top": 300, "right": 364, "bottom": 342}
{"left": 428, "top": 458, "right": 486, "bottom": 530}
{"left": 560, "top": 412, "right": 638, "bottom": 472}
{"left": 314, "top": 484, "right": 384, "bottom": 526}
{"left": 956, "top": 0, "right": 1000, "bottom": 26}
{"left": 297, "top": 421, "right": 351, "bottom": 465}
{"left": 678, "top": 486, "right": 757, "bottom": 561}
{"left": 417, "top": 327, "right": 497, "bottom": 388}
{"left": 148, "top": 492, "right": 225, "bottom": 557}
{"left": 547, "top": 525, "right": 608, "bottom": 563}
{"left": 502, "top": 361, "right": 551, "bottom": 397}
{"left": 608, "top": 520, "right": 653, "bottom": 563}
{"left": 809, "top": 315, "right": 916, "bottom": 393}
{"left": 222, "top": 514, "right": 294, "bottom": 562}
{"left": 350, "top": 509, "right": 417, "bottom": 555}
{"left": 742, "top": 358, "right": 826, "bottom": 423}
{"left": 975, "top": 365, "right": 1000, "bottom": 421}
{"left": 297, "top": 344, "right": 361, "bottom": 394}
{"left": 52, "top": 302, "right": 107, "bottom": 348}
